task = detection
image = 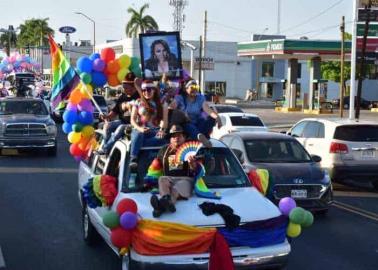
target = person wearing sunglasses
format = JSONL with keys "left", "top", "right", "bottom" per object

{"left": 173, "top": 80, "right": 222, "bottom": 140}
{"left": 129, "top": 79, "right": 168, "bottom": 167}
{"left": 144, "top": 39, "right": 180, "bottom": 79}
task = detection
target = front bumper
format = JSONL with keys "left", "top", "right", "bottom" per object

{"left": 329, "top": 165, "right": 378, "bottom": 183}
{"left": 0, "top": 136, "right": 56, "bottom": 149}
{"left": 126, "top": 242, "right": 290, "bottom": 270}
{"left": 273, "top": 184, "right": 333, "bottom": 211}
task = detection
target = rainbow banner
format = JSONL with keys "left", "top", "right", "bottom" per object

{"left": 48, "top": 35, "right": 80, "bottom": 109}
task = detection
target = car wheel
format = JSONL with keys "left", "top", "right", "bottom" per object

{"left": 372, "top": 182, "right": 378, "bottom": 191}
{"left": 316, "top": 208, "right": 329, "bottom": 216}
{"left": 47, "top": 145, "right": 57, "bottom": 157}
{"left": 82, "top": 205, "right": 99, "bottom": 245}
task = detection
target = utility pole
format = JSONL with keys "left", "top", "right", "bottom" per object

{"left": 340, "top": 16, "right": 345, "bottom": 118}
{"left": 356, "top": 1, "right": 371, "bottom": 120}
{"left": 277, "top": 0, "right": 281, "bottom": 34}
{"left": 201, "top": 10, "right": 207, "bottom": 94}
{"left": 199, "top": 36, "right": 202, "bottom": 88}
{"left": 350, "top": 0, "right": 358, "bottom": 119}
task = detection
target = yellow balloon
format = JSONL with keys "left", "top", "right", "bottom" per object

{"left": 80, "top": 84, "right": 93, "bottom": 99}
{"left": 118, "top": 54, "right": 131, "bottom": 68}
{"left": 287, "top": 222, "right": 301, "bottom": 238}
{"left": 82, "top": 125, "right": 95, "bottom": 138}
{"left": 117, "top": 68, "right": 129, "bottom": 82}
{"left": 68, "top": 131, "right": 82, "bottom": 144}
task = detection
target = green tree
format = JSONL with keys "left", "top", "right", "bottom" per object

{"left": 125, "top": 3, "right": 159, "bottom": 38}
{"left": 0, "top": 27, "right": 18, "bottom": 56}
{"left": 17, "top": 18, "right": 54, "bottom": 49}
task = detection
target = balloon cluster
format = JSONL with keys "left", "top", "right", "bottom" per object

{"left": 0, "top": 52, "right": 40, "bottom": 79}
{"left": 278, "top": 197, "right": 314, "bottom": 238}
{"left": 102, "top": 198, "right": 139, "bottom": 251}
{"left": 83, "top": 175, "right": 118, "bottom": 208}
{"left": 76, "top": 48, "right": 142, "bottom": 89}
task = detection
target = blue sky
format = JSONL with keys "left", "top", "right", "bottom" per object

{"left": 0, "top": 0, "right": 353, "bottom": 44}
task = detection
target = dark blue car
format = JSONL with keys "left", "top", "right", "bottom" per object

{"left": 220, "top": 132, "right": 333, "bottom": 213}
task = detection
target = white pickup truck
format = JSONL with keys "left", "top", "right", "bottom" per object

{"left": 78, "top": 132, "right": 290, "bottom": 270}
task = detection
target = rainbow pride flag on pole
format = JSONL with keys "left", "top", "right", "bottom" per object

{"left": 48, "top": 35, "right": 80, "bottom": 109}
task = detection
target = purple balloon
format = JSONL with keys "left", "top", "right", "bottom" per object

{"left": 92, "top": 59, "right": 105, "bottom": 72}
{"left": 66, "top": 102, "right": 78, "bottom": 112}
{"left": 120, "top": 211, "right": 138, "bottom": 229}
{"left": 78, "top": 99, "right": 92, "bottom": 111}
{"left": 278, "top": 197, "right": 297, "bottom": 216}
{"left": 74, "top": 155, "right": 82, "bottom": 162}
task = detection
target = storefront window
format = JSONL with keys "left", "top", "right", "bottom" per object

{"left": 262, "top": 62, "right": 274, "bottom": 77}
{"left": 205, "top": 81, "right": 227, "bottom": 96}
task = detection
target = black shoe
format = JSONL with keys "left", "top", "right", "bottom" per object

{"left": 160, "top": 195, "right": 176, "bottom": 213}
{"left": 150, "top": 195, "right": 164, "bottom": 218}
{"left": 197, "top": 133, "right": 212, "bottom": 148}
{"left": 129, "top": 157, "right": 138, "bottom": 170}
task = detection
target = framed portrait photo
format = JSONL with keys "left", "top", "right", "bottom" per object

{"left": 139, "top": 31, "right": 183, "bottom": 80}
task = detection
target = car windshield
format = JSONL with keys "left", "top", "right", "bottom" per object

{"left": 92, "top": 96, "right": 107, "bottom": 107}
{"left": 230, "top": 116, "right": 264, "bottom": 126}
{"left": 127, "top": 147, "right": 249, "bottom": 191}
{"left": 244, "top": 139, "right": 312, "bottom": 163}
{"left": 196, "top": 147, "right": 250, "bottom": 188}
{"left": 0, "top": 100, "right": 48, "bottom": 115}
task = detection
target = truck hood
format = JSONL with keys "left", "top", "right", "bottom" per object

{"left": 115, "top": 187, "right": 282, "bottom": 226}
{"left": 0, "top": 114, "right": 53, "bottom": 124}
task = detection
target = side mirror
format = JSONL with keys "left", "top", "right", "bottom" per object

{"left": 280, "top": 130, "right": 287, "bottom": 134}
{"left": 232, "top": 148, "right": 245, "bottom": 164}
{"left": 311, "top": 155, "right": 322, "bottom": 163}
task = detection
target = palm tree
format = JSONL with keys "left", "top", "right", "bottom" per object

{"left": 0, "top": 27, "right": 18, "bottom": 56}
{"left": 17, "top": 18, "right": 54, "bottom": 48}
{"left": 125, "top": 3, "right": 159, "bottom": 38}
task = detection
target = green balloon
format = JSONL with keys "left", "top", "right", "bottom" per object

{"left": 102, "top": 211, "right": 120, "bottom": 229}
{"left": 302, "top": 211, "right": 314, "bottom": 228}
{"left": 132, "top": 66, "right": 142, "bottom": 78}
{"left": 72, "top": 123, "right": 83, "bottom": 132}
{"left": 80, "top": 72, "right": 92, "bottom": 84}
{"left": 289, "top": 207, "right": 306, "bottom": 225}
{"left": 130, "top": 57, "right": 140, "bottom": 70}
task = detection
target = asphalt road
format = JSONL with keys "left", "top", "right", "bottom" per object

{"left": 0, "top": 126, "right": 377, "bottom": 270}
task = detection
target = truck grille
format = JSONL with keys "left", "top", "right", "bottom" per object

{"left": 273, "top": 184, "right": 322, "bottom": 199}
{"left": 5, "top": 123, "right": 47, "bottom": 137}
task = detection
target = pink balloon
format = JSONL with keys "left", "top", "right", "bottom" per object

{"left": 78, "top": 99, "right": 92, "bottom": 111}
{"left": 93, "top": 59, "right": 105, "bottom": 72}
{"left": 67, "top": 102, "right": 78, "bottom": 112}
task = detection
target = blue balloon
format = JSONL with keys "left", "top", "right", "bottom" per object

{"left": 79, "top": 111, "right": 94, "bottom": 125}
{"left": 91, "top": 72, "right": 107, "bottom": 87}
{"left": 63, "top": 110, "right": 78, "bottom": 124}
{"left": 62, "top": 122, "right": 72, "bottom": 134}
{"left": 89, "top": 53, "right": 101, "bottom": 61}
{"left": 77, "top": 57, "right": 93, "bottom": 73}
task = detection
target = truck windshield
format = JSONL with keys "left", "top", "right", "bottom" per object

{"left": 0, "top": 100, "right": 48, "bottom": 115}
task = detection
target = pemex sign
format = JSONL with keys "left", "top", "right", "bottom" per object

{"left": 359, "top": 0, "right": 378, "bottom": 7}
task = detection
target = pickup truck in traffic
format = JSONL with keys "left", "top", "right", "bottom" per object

{"left": 78, "top": 133, "right": 291, "bottom": 270}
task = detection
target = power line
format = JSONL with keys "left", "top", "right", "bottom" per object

{"left": 281, "top": 0, "right": 346, "bottom": 33}
{"left": 290, "top": 20, "right": 352, "bottom": 38}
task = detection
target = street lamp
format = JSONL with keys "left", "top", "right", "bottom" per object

{"left": 181, "top": 41, "right": 197, "bottom": 77}
{"left": 75, "top": 12, "right": 96, "bottom": 53}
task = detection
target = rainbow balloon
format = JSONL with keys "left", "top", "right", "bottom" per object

{"left": 175, "top": 141, "right": 201, "bottom": 163}
{"left": 195, "top": 163, "right": 221, "bottom": 199}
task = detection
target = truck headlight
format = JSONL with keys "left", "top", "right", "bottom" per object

{"left": 46, "top": 125, "right": 57, "bottom": 136}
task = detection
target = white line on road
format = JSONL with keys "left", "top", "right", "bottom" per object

{"left": 334, "top": 190, "right": 378, "bottom": 198}
{"left": 333, "top": 201, "right": 378, "bottom": 222}
{"left": 0, "top": 167, "right": 78, "bottom": 174}
{"left": 0, "top": 246, "right": 6, "bottom": 269}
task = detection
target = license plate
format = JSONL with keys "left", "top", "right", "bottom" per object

{"left": 291, "top": 189, "right": 307, "bottom": 199}
{"left": 362, "top": 150, "right": 375, "bottom": 159}
{"left": 1, "top": 149, "right": 18, "bottom": 155}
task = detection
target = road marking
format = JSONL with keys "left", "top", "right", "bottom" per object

{"left": 333, "top": 201, "right": 378, "bottom": 222}
{"left": 334, "top": 190, "right": 378, "bottom": 198}
{"left": 0, "top": 167, "right": 78, "bottom": 174}
{"left": 0, "top": 246, "right": 6, "bottom": 269}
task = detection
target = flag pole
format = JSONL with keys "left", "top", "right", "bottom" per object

{"left": 77, "top": 76, "right": 104, "bottom": 116}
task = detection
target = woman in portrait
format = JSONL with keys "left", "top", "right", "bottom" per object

{"left": 144, "top": 39, "right": 180, "bottom": 78}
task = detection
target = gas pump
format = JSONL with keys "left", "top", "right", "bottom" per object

{"left": 311, "top": 79, "right": 328, "bottom": 110}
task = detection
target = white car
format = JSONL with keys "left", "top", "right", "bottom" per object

{"left": 287, "top": 118, "right": 378, "bottom": 190}
{"left": 78, "top": 137, "right": 290, "bottom": 269}
{"left": 211, "top": 112, "right": 268, "bottom": 139}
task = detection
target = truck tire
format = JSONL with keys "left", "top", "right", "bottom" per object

{"left": 82, "top": 206, "right": 99, "bottom": 245}
{"left": 47, "top": 145, "right": 57, "bottom": 157}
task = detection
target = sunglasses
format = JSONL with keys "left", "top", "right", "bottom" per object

{"left": 142, "top": 87, "right": 154, "bottom": 93}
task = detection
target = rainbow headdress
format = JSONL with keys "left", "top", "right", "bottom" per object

{"left": 175, "top": 141, "right": 221, "bottom": 199}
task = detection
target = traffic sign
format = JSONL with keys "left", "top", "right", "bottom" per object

{"left": 59, "top": 26, "right": 76, "bottom": 34}
{"left": 358, "top": 8, "right": 378, "bottom": 21}
{"left": 194, "top": 57, "right": 215, "bottom": 70}
{"left": 357, "top": 23, "right": 378, "bottom": 36}
{"left": 357, "top": 37, "right": 378, "bottom": 52}
{"left": 357, "top": 52, "right": 378, "bottom": 64}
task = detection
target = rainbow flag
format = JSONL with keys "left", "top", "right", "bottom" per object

{"left": 48, "top": 35, "right": 80, "bottom": 109}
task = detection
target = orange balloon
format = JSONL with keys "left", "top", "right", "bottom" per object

{"left": 107, "top": 74, "right": 120, "bottom": 87}
{"left": 78, "top": 137, "right": 91, "bottom": 151}
{"left": 106, "top": 60, "right": 120, "bottom": 74}
{"left": 69, "top": 89, "right": 82, "bottom": 105}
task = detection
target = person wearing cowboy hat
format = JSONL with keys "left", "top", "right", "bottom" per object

{"left": 149, "top": 125, "right": 211, "bottom": 217}
{"left": 172, "top": 79, "right": 222, "bottom": 140}
{"left": 96, "top": 72, "right": 140, "bottom": 155}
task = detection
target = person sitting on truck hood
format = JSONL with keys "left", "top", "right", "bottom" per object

{"left": 149, "top": 125, "right": 211, "bottom": 218}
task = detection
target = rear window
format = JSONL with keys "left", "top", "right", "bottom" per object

{"left": 334, "top": 125, "right": 378, "bottom": 142}
{"left": 230, "top": 116, "right": 264, "bottom": 127}
{"left": 214, "top": 106, "right": 243, "bottom": 113}
{"left": 92, "top": 96, "right": 107, "bottom": 106}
